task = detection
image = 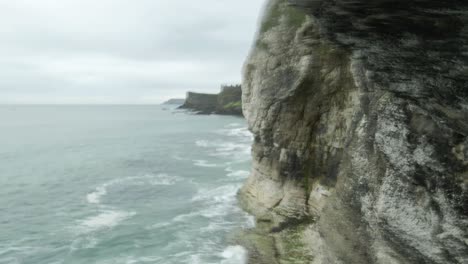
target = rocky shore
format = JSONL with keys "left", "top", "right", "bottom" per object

{"left": 237, "top": 0, "right": 468, "bottom": 263}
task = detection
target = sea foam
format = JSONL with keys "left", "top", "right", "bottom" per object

{"left": 86, "top": 174, "right": 180, "bottom": 205}
{"left": 78, "top": 210, "right": 136, "bottom": 233}
{"left": 226, "top": 167, "right": 250, "bottom": 179}
{"left": 86, "top": 186, "right": 107, "bottom": 204}
{"left": 193, "top": 159, "right": 219, "bottom": 168}
{"left": 220, "top": 245, "right": 248, "bottom": 264}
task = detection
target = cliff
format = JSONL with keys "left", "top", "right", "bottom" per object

{"left": 238, "top": 0, "right": 468, "bottom": 263}
{"left": 179, "top": 85, "right": 243, "bottom": 116}
{"left": 162, "top": 98, "right": 185, "bottom": 105}
{"left": 217, "top": 85, "right": 243, "bottom": 115}
{"left": 179, "top": 92, "right": 218, "bottom": 114}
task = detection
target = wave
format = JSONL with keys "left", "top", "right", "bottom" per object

{"left": 77, "top": 210, "right": 135, "bottom": 233}
{"left": 86, "top": 173, "right": 181, "bottom": 205}
{"left": 174, "top": 183, "right": 255, "bottom": 230}
{"left": 158, "top": 182, "right": 253, "bottom": 264}
{"left": 195, "top": 140, "right": 210, "bottom": 148}
{"left": 86, "top": 186, "right": 107, "bottom": 204}
{"left": 173, "top": 185, "right": 240, "bottom": 223}
{"left": 195, "top": 124, "right": 252, "bottom": 163}
{"left": 193, "top": 160, "right": 219, "bottom": 168}
{"left": 226, "top": 167, "right": 250, "bottom": 180}
{"left": 211, "top": 143, "right": 251, "bottom": 161}
{"left": 226, "top": 123, "right": 242, "bottom": 128}
{"left": 215, "top": 142, "right": 249, "bottom": 153}
{"left": 191, "top": 184, "right": 240, "bottom": 203}
{"left": 196, "top": 140, "right": 251, "bottom": 159}
{"left": 221, "top": 127, "right": 253, "bottom": 140}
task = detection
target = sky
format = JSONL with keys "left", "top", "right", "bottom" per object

{"left": 0, "top": 0, "right": 266, "bottom": 104}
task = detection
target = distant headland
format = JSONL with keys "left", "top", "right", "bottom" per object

{"left": 162, "top": 98, "right": 185, "bottom": 105}
{"left": 178, "top": 84, "right": 243, "bottom": 116}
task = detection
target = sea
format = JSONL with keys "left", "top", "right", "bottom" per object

{"left": 0, "top": 105, "right": 254, "bottom": 264}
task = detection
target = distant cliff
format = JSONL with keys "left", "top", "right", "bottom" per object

{"left": 238, "top": 0, "right": 468, "bottom": 263}
{"left": 162, "top": 98, "right": 185, "bottom": 105}
{"left": 179, "top": 85, "right": 243, "bottom": 116}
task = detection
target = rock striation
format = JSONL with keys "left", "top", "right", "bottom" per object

{"left": 238, "top": 0, "right": 468, "bottom": 263}
{"left": 179, "top": 85, "right": 243, "bottom": 116}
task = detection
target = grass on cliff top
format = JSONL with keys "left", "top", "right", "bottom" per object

{"left": 223, "top": 101, "right": 242, "bottom": 109}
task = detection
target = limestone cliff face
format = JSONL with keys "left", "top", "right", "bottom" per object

{"left": 239, "top": 0, "right": 468, "bottom": 263}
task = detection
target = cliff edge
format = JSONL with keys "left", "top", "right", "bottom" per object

{"left": 238, "top": 0, "right": 468, "bottom": 263}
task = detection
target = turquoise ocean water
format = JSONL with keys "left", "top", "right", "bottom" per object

{"left": 0, "top": 105, "right": 253, "bottom": 264}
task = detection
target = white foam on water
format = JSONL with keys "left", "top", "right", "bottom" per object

{"left": 195, "top": 140, "right": 210, "bottom": 148}
{"left": 86, "top": 174, "right": 181, "bottom": 205}
{"left": 193, "top": 160, "right": 219, "bottom": 168}
{"left": 159, "top": 124, "right": 253, "bottom": 263}
{"left": 77, "top": 210, "right": 136, "bottom": 233}
{"left": 195, "top": 125, "right": 252, "bottom": 163}
{"left": 225, "top": 127, "right": 253, "bottom": 139}
{"left": 199, "top": 203, "right": 236, "bottom": 218}
{"left": 191, "top": 184, "right": 240, "bottom": 203}
{"left": 206, "top": 143, "right": 251, "bottom": 162}
{"left": 148, "top": 174, "right": 182, "bottom": 186}
{"left": 220, "top": 245, "right": 248, "bottom": 264}
{"left": 173, "top": 184, "right": 241, "bottom": 223}
{"left": 86, "top": 186, "right": 107, "bottom": 204}
{"left": 172, "top": 211, "right": 199, "bottom": 222}
{"left": 225, "top": 167, "right": 250, "bottom": 180}
{"left": 226, "top": 123, "right": 242, "bottom": 128}
{"left": 215, "top": 142, "right": 247, "bottom": 152}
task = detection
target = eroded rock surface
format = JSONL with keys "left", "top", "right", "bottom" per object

{"left": 238, "top": 0, "right": 468, "bottom": 263}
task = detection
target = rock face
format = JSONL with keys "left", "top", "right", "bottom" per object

{"left": 217, "top": 85, "right": 243, "bottom": 115}
{"left": 179, "top": 85, "right": 243, "bottom": 116}
{"left": 179, "top": 92, "right": 218, "bottom": 114}
{"left": 238, "top": 0, "right": 468, "bottom": 263}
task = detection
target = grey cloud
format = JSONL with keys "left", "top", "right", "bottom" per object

{"left": 0, "top": 0, "right": 265, "bottom": 104}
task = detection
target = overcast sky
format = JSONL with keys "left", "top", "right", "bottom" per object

{"left": 0, "top": 0, "right": 265, "bottom": 104}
